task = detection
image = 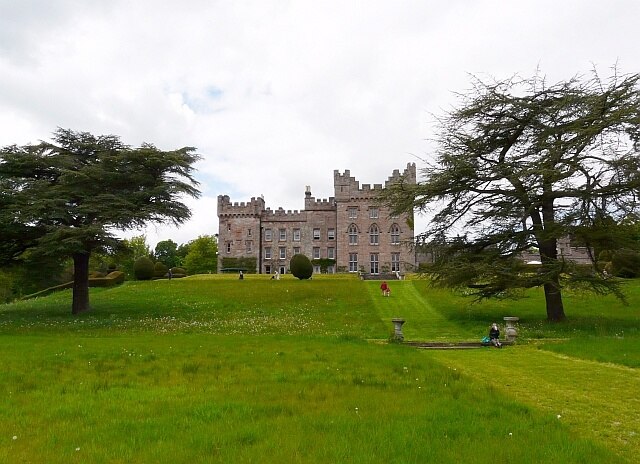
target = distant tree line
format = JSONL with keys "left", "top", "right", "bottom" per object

{"left": 0, "top": 233, "right": 219, "bottom": 304}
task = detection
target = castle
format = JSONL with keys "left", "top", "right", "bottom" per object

{"left": 217, "top": 164, "right": 417, "bottom": 275}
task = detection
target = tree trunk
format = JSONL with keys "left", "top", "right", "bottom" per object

{"left": 537, "top": 198, "right": 567, "bottom": 322}
{"left": 543, "top": 279, "right": 566, "bottom": 322}
{"left": 72, "top": 252, "right": 91, "bottom": 315}
{"left": 538, "top": 237, "right": 567, "bottom": 322}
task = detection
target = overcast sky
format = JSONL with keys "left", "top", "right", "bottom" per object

{"left": 1, "top": 0, "right": 638, "bottom": 248}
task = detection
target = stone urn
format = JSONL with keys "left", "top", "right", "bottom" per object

{"left": 503, "top": 316, "right": 519, "bottom": 341}
{"left": 391, "top": 318, "right": 406, "bottom": 342}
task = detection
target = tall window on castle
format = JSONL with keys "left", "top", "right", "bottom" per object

{"left": 328, "top": 228, "right": 335, "bottom": 240}
{"left": 279, "top": 229, "right": 286, "bottom": 241}
{"left": 327, "top": 247, "right": 335, "bottom": 259}
{"left": 369, "top": 224, "right": 379, "bottom": 245}
{"left": 313, "top": 228, "right": 320, "bottom": 240}
{"left": 348, "top": 224, "right": 358, "bottom": 245}
{"left": 348, "top": 207, "right": 357, "bottom": 219}
{"left": 391, "top": 224, "right": 400, "bottom": 244}
{"left": 370, "top": 253, "right": 379, "bottom": 274}
{"left": 264, "top": 229, "right": 272, "bottom": 241}
{"left": 247, "top": 228, "right": 252, "bottom": 237}
{"left": 293, "top": 246, "right": 301, "bottom": 255}
{"left": 293, "top": 228, "right": 301, "bottom": 241}
{"left": 313, "top": 247, "right": 320, "bottom": 259}
{"left": 369, "top": 207, "right": 378, "bottom": 219}
{"left": 349, "top": 253, "right": 358, "bottom": 272}
{"left": 391, "top": 252, "right": 400, "bottom": 272}
{"left": 226, "top": 242, "right": 231, "bottom": 253}
{"left": 245, "top": 241, "right": 253, "bottom": 252}
{"left": 279, "top": 247, "right": 286, "bottom": 259}
{"left": 264, "top": 247, "right": 271, "bottom": 259}
{"left": 227, "top": 223, "right": 231, "bottom": 231}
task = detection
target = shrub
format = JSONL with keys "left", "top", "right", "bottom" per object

{"left": 154, "top": 261, "right": 169, "bottom": 278}
{"left": 221, "top": 257, "right": 256, "bottom": 273}
{"left": 133, "top": 256, "right": 155, "bottom": 280}
{"left": 107, "top": 263, "right": 117, "bottom": 272}
{"left": 290, "top": 254, "right": 313, "bottom": 280}
{"left": 87, "top": 271, "right": 126, "bottom": 288}
{"left": 105, "top": 271, "right": 125, "bottom": 284}
{"left": 610, "top": 249, "right": 640, "bottom": 278}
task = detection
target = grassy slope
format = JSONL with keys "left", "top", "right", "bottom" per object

{"left": 0, "top": 274, "right": 638, "bottom": 462}
{"left": 385, "top": 279, "right": 640, "bottom": 460}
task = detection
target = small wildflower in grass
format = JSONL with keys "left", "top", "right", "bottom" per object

{"left": 12, "top": 436, "right": 17, "bottom": 440}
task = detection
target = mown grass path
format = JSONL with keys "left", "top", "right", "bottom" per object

{"left": 425, "top": 336, "right": 640, "bottom": 462}
{"left": 365, "top": 280, "right": 478, "bottom": 341}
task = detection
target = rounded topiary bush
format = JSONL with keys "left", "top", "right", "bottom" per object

{"left": 290, "top": 254, "right": 313, "bottom": 280}
{"left": 133, "top": 256, "right": 155, "bottom": 280}
{"left": 154, "top": 261, "right": 169, "bottom": 278}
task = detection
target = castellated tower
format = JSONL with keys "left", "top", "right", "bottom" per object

{"left": 217, "top": 195, "right": 265, "bottom": 273}
{"left": 217, "top": 164, "right": 416, "bottom": 275}
{"left": 334, "top": 163, "right": 416, "bottom": 274}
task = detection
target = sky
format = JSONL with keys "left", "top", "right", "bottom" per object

{"left": 1, "top": 0, "right": 638, "bottom": 249}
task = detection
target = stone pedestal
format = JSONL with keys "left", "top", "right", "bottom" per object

{"left": 503, "top": 316, "right": 519, "bottom": 341}
{"left": 391, "top": 318, "right": 405, "bottom": 342}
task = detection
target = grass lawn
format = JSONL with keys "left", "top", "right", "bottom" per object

{"left": 0, "top": 274, "right": 638, "bottom": 463}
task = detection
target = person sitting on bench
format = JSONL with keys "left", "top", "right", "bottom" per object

{"left": 489, "top": 322, "right": 502, "bottom": 348}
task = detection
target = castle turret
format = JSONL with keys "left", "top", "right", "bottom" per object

{"left": 217, "top": 195, "right": 265, "bottom": 273}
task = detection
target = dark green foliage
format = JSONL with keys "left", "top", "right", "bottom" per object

{"left": 170, "top": 267, "right": 186, "bottom": 275}
{"left": 21, "top": 270, "right": 125, "bottom": 299}
{"left": 114, "top": 235, "right": 153, "bottom": 279}
{"left": 220, "top": 257, "right": 256, "bottom": 273}
{"left": 382, "top": 69, "right": 640, "bottom": 321}
{"left": 610, "top": 249, "right": 640, "bottom": 277}
{"left": 290, "top": 254, "right": 313, "bottom": 280}
{"left": 0, "top": 129, "right": 200, "bottom": 314}
{"left": 0, "top": 270, "right": 15, "bottom": 303}
{"left": 134, "top": 256, "right": 155, "bottom": 280}
{"left": 154, "top": 261, "right": 169, "bottom": 278}
{"left": 86, "top": 271, "right": 126, "bottom": 287}
{"left": 154, "top": 239, "right": 180, "bottom": 268}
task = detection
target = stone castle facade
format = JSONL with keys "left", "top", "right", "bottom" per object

{"left": 217, "top": 164, "right": 416, "bottom": 275}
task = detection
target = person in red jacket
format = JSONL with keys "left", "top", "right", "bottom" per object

{"left": 380, "top": 281, "right": 390, "bottom": 297}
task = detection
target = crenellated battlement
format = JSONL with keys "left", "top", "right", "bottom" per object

{"left": 262, "top": 207, "right": 306, "bottom": 222}
{"left": 334, "top": 164, "right": 416, "bottom": 200}
{"left": 217, "top": 195, "right": 265, "bottom": 217}
{"left": 304, "top": 196, "right": 336, "bottom": 211}
{"left": 218, "top": 165, "right": 417, "bottom": 275}
{"left": 385, "top": 163, "right": 416, "bottom": 187}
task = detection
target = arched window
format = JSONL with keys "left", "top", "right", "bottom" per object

{"left": 390, "top": 224, "right": 400, "bottom": 244}
{"left": 369, "top": 224, "right": 379, "bottom": 245}
{"left": 348, "top": 224, "right": 358, "bottom": 245}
